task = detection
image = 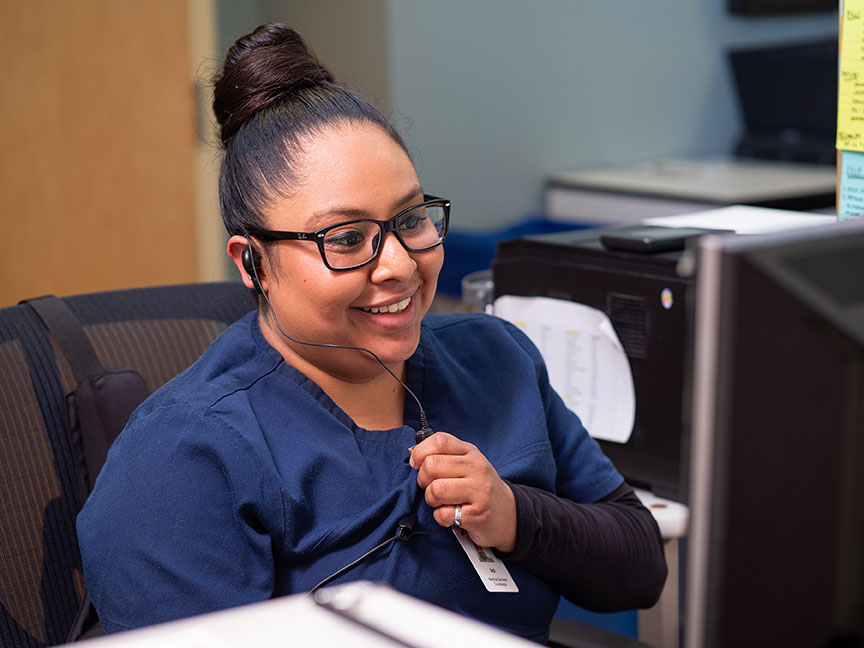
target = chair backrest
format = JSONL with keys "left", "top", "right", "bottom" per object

{"left": 0, "top": 282, "right": 256, "bottom": 648}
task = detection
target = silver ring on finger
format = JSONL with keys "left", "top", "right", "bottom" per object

{"left": 453, "top": 504, "right": 462, "bottom": 528}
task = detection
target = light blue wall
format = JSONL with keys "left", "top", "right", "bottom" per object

{"left": 388, "top": 1, "right": 837, "bottom": 230}
{"left": 214, "top": 2, "right": 838, "bottom": 232}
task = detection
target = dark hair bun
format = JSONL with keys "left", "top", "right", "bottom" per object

{"left": 212, "top": 23, "right": 334, "bottom": 147}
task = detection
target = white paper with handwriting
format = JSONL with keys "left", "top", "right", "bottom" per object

{"left": 494, "top": 295, "right": 635, "bottom": 443}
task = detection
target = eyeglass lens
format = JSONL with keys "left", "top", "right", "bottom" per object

{"left": 321, "top": 204, "right": 447, "bottom": 269}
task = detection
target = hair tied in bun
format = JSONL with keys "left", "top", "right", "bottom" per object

{"left": 212, "top": 23, "right": 334, "bottom": 148}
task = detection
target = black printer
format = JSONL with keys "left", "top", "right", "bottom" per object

{"left": 492, "top": 226, "right": 710, "bottom": 503}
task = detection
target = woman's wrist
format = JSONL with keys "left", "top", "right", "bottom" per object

{"left": 491, "top": 480, "right": 518, "bottom": 553}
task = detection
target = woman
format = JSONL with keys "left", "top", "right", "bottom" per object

{"left": 77, "top": 23, "right": 666, "bottom": 644}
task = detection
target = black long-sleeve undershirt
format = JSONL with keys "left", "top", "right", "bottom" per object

{"left": 499, "top": 481, "right": 668, "bottom": 612}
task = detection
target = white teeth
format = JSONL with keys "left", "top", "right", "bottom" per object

{"left": 363, "top": 297, "right": 411, "bottom": 314}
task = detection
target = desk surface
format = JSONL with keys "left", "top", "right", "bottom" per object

{"left": 549, "top": 157, "right": 837, "bottom": 203}
{"left": 635, "top": 489, "right": 689, "bottom": 540}
{"left": 81, "top": 582, "right": 536, "bottom": 648}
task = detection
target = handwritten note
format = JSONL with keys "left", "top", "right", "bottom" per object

{"left": 838, "top": 3, "right": 864, "bottom": 152}
{"left": 493, "top": 295, "right": 636, "bottom": 444}
{"left": 840, "top": 149, "right": 864, "bottom": 219}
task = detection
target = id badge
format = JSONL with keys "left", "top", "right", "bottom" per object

{"left": 452, "top": 527, "right": 519, "bottom": 593}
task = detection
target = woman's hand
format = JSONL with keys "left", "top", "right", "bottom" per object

{"left": 409, "top": 432, "right": 516, "bottom": 552}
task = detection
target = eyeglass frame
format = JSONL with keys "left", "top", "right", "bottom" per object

{"left": 245, "top": 194, "right": 450, "bottom": 271}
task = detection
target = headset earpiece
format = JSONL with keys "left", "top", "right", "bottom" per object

{"left": 242, "top": 244, "right": 264, "bottom": 295}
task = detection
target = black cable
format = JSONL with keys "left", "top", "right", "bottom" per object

{"left": 309, "top": 537, "right": 397, "bottom": 596}
{"left": 243, "top": 239, "right": 443, "bottom": 594}
{"left": 245, "top": 236, "right": 435, "bottom": 443}
{"left": 308, "top": 514, "right": 442, "bottom": 595}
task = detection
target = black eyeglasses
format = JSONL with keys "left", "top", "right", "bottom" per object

{"left": 247, "top": 195, "right": 450, "bottom": 271}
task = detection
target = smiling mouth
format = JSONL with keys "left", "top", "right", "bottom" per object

{"left": 361, "top": 296, "right": 412, "bottom": 314}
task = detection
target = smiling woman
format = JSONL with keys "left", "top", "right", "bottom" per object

{"left": 230, "top": 123, "right": 444, "bottom": 393}
{"left": 76, "top": 23, "right": 668, "bottom": 645}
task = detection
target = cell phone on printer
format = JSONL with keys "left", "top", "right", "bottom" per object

{"left": 599, "top": 225, "right": 730, "bottom": 254}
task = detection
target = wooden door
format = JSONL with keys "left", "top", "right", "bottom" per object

{"left": 0, "top": 0, "right": 221, "bottom": 307}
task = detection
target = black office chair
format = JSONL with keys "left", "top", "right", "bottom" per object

{"left": 0, "top": 282, "right": 255, "bottom": 647}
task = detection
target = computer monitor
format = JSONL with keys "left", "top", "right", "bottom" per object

{"left": 684, "top": 220, "right": 864, "bottom": 647}
{"left": 729, "top": 39, "right": 838, "bottom": 165}
{"left": 728, "top": 0, "right": 837, "bottom": 15}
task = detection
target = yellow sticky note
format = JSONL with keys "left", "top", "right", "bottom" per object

{"left": 838, "top": 3, "right": 864, "bottom": 152}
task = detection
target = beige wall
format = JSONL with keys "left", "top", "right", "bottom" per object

{"left": 0, "top": 0, "right": 224, "bottom": 308}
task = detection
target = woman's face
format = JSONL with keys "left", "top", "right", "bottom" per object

{"left": 231, "top": 123, "right": 443, "bottom": 380}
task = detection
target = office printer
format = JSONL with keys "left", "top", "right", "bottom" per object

{"left": 492, "top": 227, "right": 701, "bottom": 503}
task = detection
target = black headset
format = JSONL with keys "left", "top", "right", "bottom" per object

{"left": 241, "top": 239, "right": 264, "bottom": 295}
{"left": 241, "top": 233, "right": 434, "bottom": 442}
